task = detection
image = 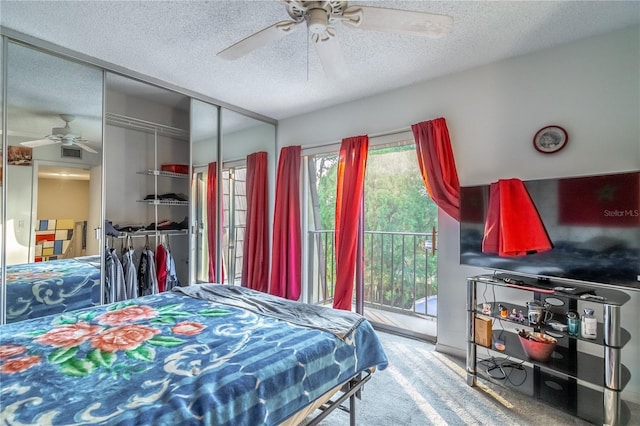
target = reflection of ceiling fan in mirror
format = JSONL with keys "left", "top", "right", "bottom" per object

{"left": 20, "top": 114, "right": 98, "bottom": 154}
{"left": 217, "top": 0, "right": 453, "bottom": 79}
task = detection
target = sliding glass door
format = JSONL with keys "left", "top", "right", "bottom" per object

{"left": 304, "top": 139, "right": 439, "bottom": 339}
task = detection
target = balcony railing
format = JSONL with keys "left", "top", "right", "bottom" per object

{"left": 308, "top": 230, "right": 437, "bottom": 318}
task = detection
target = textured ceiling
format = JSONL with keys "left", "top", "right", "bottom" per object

{"left": 1, "top": 0, "right": 639, "bottom": 121}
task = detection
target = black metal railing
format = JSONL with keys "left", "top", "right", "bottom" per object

{"left": 308, "top": 230, "right": 437, "bottom": 318}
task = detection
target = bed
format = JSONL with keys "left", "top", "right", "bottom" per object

{"left": 0, "top": 284, "right": 389, "bottom": 425}
{"left": 4, "top": 256, "right": 102, "bottom": 323}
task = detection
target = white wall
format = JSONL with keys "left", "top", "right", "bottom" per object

{"left": 278, "top": 26, "right": 640, "bottom": 403}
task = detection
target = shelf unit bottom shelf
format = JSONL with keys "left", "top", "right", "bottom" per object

{"left": 473, "top": 362, "right": 632, "bottom": 425}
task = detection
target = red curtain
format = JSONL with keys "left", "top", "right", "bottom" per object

{"left": 333, "top": 135, "right": 369, "bottom": 311}
{"left": 206, "top": 162, "right": 223, "bottom": 283}
{"left": 412, "top": 118, "right": 461, "bottom": 221}
{"left": 242, "top": 151, "right": 269, "bottom": 292}
{"left": 269, "top": 146, "right": 302, "bottom": 300}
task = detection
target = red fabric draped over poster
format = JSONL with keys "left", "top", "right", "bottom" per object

{"left": 482, "top": 178, "right": 553, "bottom": 256}
{"left": 242, "top": 151, "right": 269, "bottom": 292}
{"left": 411, "top": 118, "right": 461, "bottom": 221}
{"left": 207, "top": 162, "right": 223, "bottom": 283}
{"left": 269, "top": 146, "right": 302, "bottom": 300}
{"left": 333, "top": 135, "right": 369, "bottom": 311}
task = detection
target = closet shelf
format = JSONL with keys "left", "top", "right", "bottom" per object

{"left": 106, "top": 112, "right": 189, "bottom": 141}
{"left": 137, "top": 169, "right": 189, "bottom": 179}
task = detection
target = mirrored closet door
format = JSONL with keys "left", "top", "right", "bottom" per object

{"left": 3, "top": 41, "right": 103, "bottom": 323}
{"left": 191, "top": 99, "right": 220, "bottom": 283}
{"left": 191, "top": 103, "right": 277, "bottom": 287}
{"left": 220, "top": 108, "right": 276, "bottom": 288}
{"left": 0, "top": 38, "right": 278, "bottom": 324}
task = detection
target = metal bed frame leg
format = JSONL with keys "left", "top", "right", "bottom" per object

{"left": 350, "top": 392, "right": 356, "bottom": 426}
{"left": 306, "top": 370, "right": 372, "bottom": 426}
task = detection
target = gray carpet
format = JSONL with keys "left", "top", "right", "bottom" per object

{"left": 307, "top": 331, "right": 595, "bottom": 425}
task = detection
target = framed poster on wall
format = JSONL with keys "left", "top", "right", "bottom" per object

{"left": 7, "top": 146, "right": 32, "bottom": 166}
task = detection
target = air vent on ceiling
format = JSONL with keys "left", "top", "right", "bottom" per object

{"left": 61, "top": 146, "right": 82, "bottom": 159}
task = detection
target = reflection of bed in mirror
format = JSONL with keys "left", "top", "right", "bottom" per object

{"left": 0, "top": 284, "right": 388, "bottom": 425}
{"left": 4, "top": 256, "right": 101, "bottom": 323}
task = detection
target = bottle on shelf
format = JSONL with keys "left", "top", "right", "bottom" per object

{"left": 567, "top": 311, "right": 580, "bottom": 337}
{"left": 581, "top": 308, "right": 597, "bottom": 339}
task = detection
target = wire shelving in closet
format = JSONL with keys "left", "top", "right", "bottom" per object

{"left": 106, "top": 111, "right": 190, "bottom": 229}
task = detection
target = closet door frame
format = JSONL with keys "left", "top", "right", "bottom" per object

{"left": 189, "top": 99, "right": 222, "bottom": 285}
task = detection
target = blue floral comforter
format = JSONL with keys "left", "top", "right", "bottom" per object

{"left": 0, "top": 285, "right": 388, "bottom": 425}
{"left": 4, "top": 256, "right": 101, "bottom": 323}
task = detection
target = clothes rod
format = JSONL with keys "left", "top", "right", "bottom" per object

{"left": 105, "top": 112, "right": 189, "bottom": 140}
{"left": 110, "top": 230, "right": 188, "bottom": 238}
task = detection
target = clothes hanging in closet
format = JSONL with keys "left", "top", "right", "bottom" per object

{"left": 156, "top": 241, "right": 180, "bottom": 292}
{"left": 156, "top": 243, "right": 168, "bottom": 293}
{"left": 105, "top": 247, "right": 126, "bottom": 303}
{"left": 138, "top": 247, "right": 159, "bottom": 296}
{"left": 104, "top": 247, "right": 115, "bottom": 303}
{"left": 122, "top": 247, "right": 139, "bottom": 299}
{"left": 165, "top": 248, "right": 179, "bottom": 291}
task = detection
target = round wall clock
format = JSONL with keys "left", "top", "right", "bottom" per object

{"left": 533, "top": 125, "right": 568, "bottom": 154}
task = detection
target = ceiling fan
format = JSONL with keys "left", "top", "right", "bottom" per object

{"left": 20, "top": 114, "right": 98, "bottom": 154}
{"left": 217, "top": 1, "right": 453, "bottom": 79}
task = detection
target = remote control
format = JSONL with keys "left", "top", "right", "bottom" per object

{"left": 580, "top": 294, "right": 605, "bottom": 301}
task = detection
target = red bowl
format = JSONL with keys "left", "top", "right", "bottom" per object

{"left": 518, "top": 332, "right": 557, "bottom": 362}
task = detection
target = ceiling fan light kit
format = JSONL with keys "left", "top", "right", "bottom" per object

{"left": 307, "top": 7, "right": 330, "bottom": 35}
{"left": 217, "top": 1, "right": 453, "bottom": 79}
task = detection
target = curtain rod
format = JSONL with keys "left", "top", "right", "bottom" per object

{"left": 193, "top": 126, "right": 414, "bottom": 168}
{"left": 299, "top": 126, "right": 412, "bottom": 151}
{"left": 193, "top": 156, "right": 245, "bottom": 169}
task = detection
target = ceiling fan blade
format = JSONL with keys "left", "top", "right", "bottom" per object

{"left": 313, "top": 32, "right": 348, "bottom": 80}
{"left": 343, "top": 6, "right": 453, "bottom": 38}
{"left": 20, "top": 138, "right": 59, "bottom": 148}
{"left": 217, "top": 19, "right": 303, "bottom": 60}
{"left": 72, "top": 141, "right": 98, "bottom": 154}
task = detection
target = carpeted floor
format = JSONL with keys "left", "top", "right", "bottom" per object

{"left": 306, "top": 331, "right": 614, "bottom": 425}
